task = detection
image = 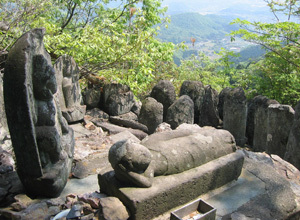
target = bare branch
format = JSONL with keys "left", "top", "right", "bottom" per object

{"left": 61, "top": 2, "right": 77, "bottom": 31}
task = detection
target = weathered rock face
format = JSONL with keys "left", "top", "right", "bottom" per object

{"left": 131, "top": 99, "right": 142, "bottom": 116}
{"left": 218, "top": 87, "right": 231, "bottom": 121}
{"left": 179, "top": 80, "right": 205, "bottom": 124}
{"left": 0, "top": 52, "right": 11, "bottom": 152}
{"left": 220, "top": 87, "right": 247, "bottom": 147}
{"left": 150, "top": 80, "right": 176, "bottom": 121}
{"left": 83, "top": 86, "right": 102, "bottom": 110}
{"left": 54, "top": 55, "right": 86, "bottom": 123}
{"left": 166, "top": 95, "right": 194, "bottom": 129}
{"left": 86, "top": 108, "right": 109, "bottom": 121}
{"left": 138, "top": 97, "right": 163, "bottom": 134}
{"left": 199, "top": 85, "right": 221, "bottom": 128}
{"left": 285, "top": 101, "right": 300, "bottom": 170}
{"left": 0, "top": 70, "right": 10, "bottom": 152}
{"left": 103, "top": 83, "right": 135, "bottom": 116}
{"left": 247, "top": 95, "right": 279, "bottom": 151}
{"left": 3, "top": 28, "right": 74, "bottom": 197}
{"left": 267, "top": 104, "right": 294, "bottom": 158}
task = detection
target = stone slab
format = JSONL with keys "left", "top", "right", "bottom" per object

{"left": 99, "top": 152, "right": 244, "bottom": 220}
{"left": 205, "top": 169, "right": 265, "bottom": 218}
{"left": 94, "top": 121, "right": 148, "bottom": 140}
{"left": 60, "top": 174, "right": 99, "bottom": 198}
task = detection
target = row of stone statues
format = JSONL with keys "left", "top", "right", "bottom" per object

{"left": 7, "top": 28, "right": 299, "bottom": 203}
{"left": 3, "top": 28, "right": 243, "bottom": 198}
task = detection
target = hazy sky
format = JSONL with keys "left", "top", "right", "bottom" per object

{"left": 162, "top": 0, "right": 268, "bottom": 14}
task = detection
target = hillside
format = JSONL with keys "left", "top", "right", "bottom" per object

{"left": 157, "top": 13, "right": 237, "bottom": 44}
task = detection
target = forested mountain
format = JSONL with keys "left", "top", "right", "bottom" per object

{"left": 231, "top": 45, "right": 265, "bottom": 64}
{"left": 162, "top": 0, "right": 271, "bottom": 21}
{"left": 157, "top": 13, "right": 237, "bottom": 44}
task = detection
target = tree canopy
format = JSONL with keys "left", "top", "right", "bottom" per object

{"left": 1, "top": 0, "right": 300, "bottom": 105}
{"left": 231, "top": 0, "right": 300, "bottom": 106}
{"left": 0, "top": 0, "right": 177, "bottom": 97}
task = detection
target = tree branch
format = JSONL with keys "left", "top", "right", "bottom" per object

{"left": 61, "top": 2, "right": 77, "bottom": 31}
{"left": 99, "top": 0, "right": 140, "bottom": 31}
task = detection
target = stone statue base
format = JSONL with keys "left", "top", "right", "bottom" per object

{"left": 98, "top": 151, "right": 244, "bottom": 220}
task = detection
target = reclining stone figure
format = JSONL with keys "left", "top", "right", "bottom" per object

{"left": 109, "top": 125, "right": 236, "bottom": 187}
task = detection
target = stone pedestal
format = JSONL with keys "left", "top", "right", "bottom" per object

{"left": 99, "top": 152, "right": 244, "bottom": 220}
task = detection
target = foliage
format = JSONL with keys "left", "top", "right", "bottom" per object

{"left": 230, "top": 45, "right": 265, "bottom": 64}
{"left": 231, "top": 0, "right": 300, "bottom": 106}
{"left": 174, "top": 49, "right": 237, "bottom": 92}
{"left": 0, "top": 0, "right": 178, "bottom": 97}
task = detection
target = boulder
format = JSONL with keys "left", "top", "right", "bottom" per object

{"left": 221, "top": 87, "right": 247, "bottom": 146}
{"left": 138, "top": 97, "right": 163, "bottom": 134}
{"left": 266, "top": 104, "right": 294, "bottom": 158}
{"left": 116, "top": 111, "right": 138, "bottom": 121}
{"left": 246, "top": 95, "right": 279, "bottom": 151}
{"left": 131, "top": 99, "right": 142, "bottom": 116}
{"left": 86, "top": 108, "right": 109, "bottom": 121}
{"left": 179, "top": 80, "right": 205, "bottom": 124}
{"left": 54, "top": 55, "right": 86, "bottom": 123}
{"left": 0, "top": 65, "right": 11, "bottom": 153}
{"left": 3, "top": 28, "right": 74, "bottom": 197}
{"left": 285, "top": 101, "right": 300, "bottom": 170}
{"left": 103, "top": 83, "right": 135, "bottom": 116}
{"left": 155, "top": 122, "right": 172, "bottom": 133}
{"left": 83, "top": 86, "right": 102, "bottom": 109}
{"left": 0, "top": 171, "right": 24, "bottom": 207}
{"left": 166, "top": 95, "right": 194, "bottom": 129}
{"left": 150, "top": 80, "right": 176, "bottom": 121}
{"left": 199, "top": 85, "right": 221, "bottom": 128}
{"left": 0, "top": 148, "right": 14, "bottom": 174}
{"left": 78, "top": 192, "right": 106, "bottom": 209}
{"left": 98, "top": 197, "right": 130, "bottom": 220}
{"left": 239, "top": 150, "right": 297, "bottom": 220}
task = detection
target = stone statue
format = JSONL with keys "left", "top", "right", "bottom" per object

{"left": 54, "top": 55, "right": 86, "bottom": 123}
{"left": 109, "top": 125, "right": 236, "bottom": 187}
{"left": 4, "top": 28, "right": 74, "bottom": 197}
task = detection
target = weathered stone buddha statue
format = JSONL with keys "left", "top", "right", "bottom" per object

{"left": 54, "top": 55, "right": 86, "bottom": 123}
{"left": 4, "top": 28, "right": 74, "bottom": 197}
{"left": 109, "top": 124, "right": 236, "bottom": 187}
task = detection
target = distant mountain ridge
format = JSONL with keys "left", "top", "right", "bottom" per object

{"left": 157, "top": 13, "right": 237, "bottom": 44}
{"left": 162, "top": 0, "right": 269, "bottom": 17}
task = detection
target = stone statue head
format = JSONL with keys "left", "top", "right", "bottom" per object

{"left": 109, "top": 140, "right": 152, "bottom": 173}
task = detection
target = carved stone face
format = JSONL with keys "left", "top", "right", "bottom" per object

{"left": 32, "top": 54, "right": 57, "bottom": 101}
